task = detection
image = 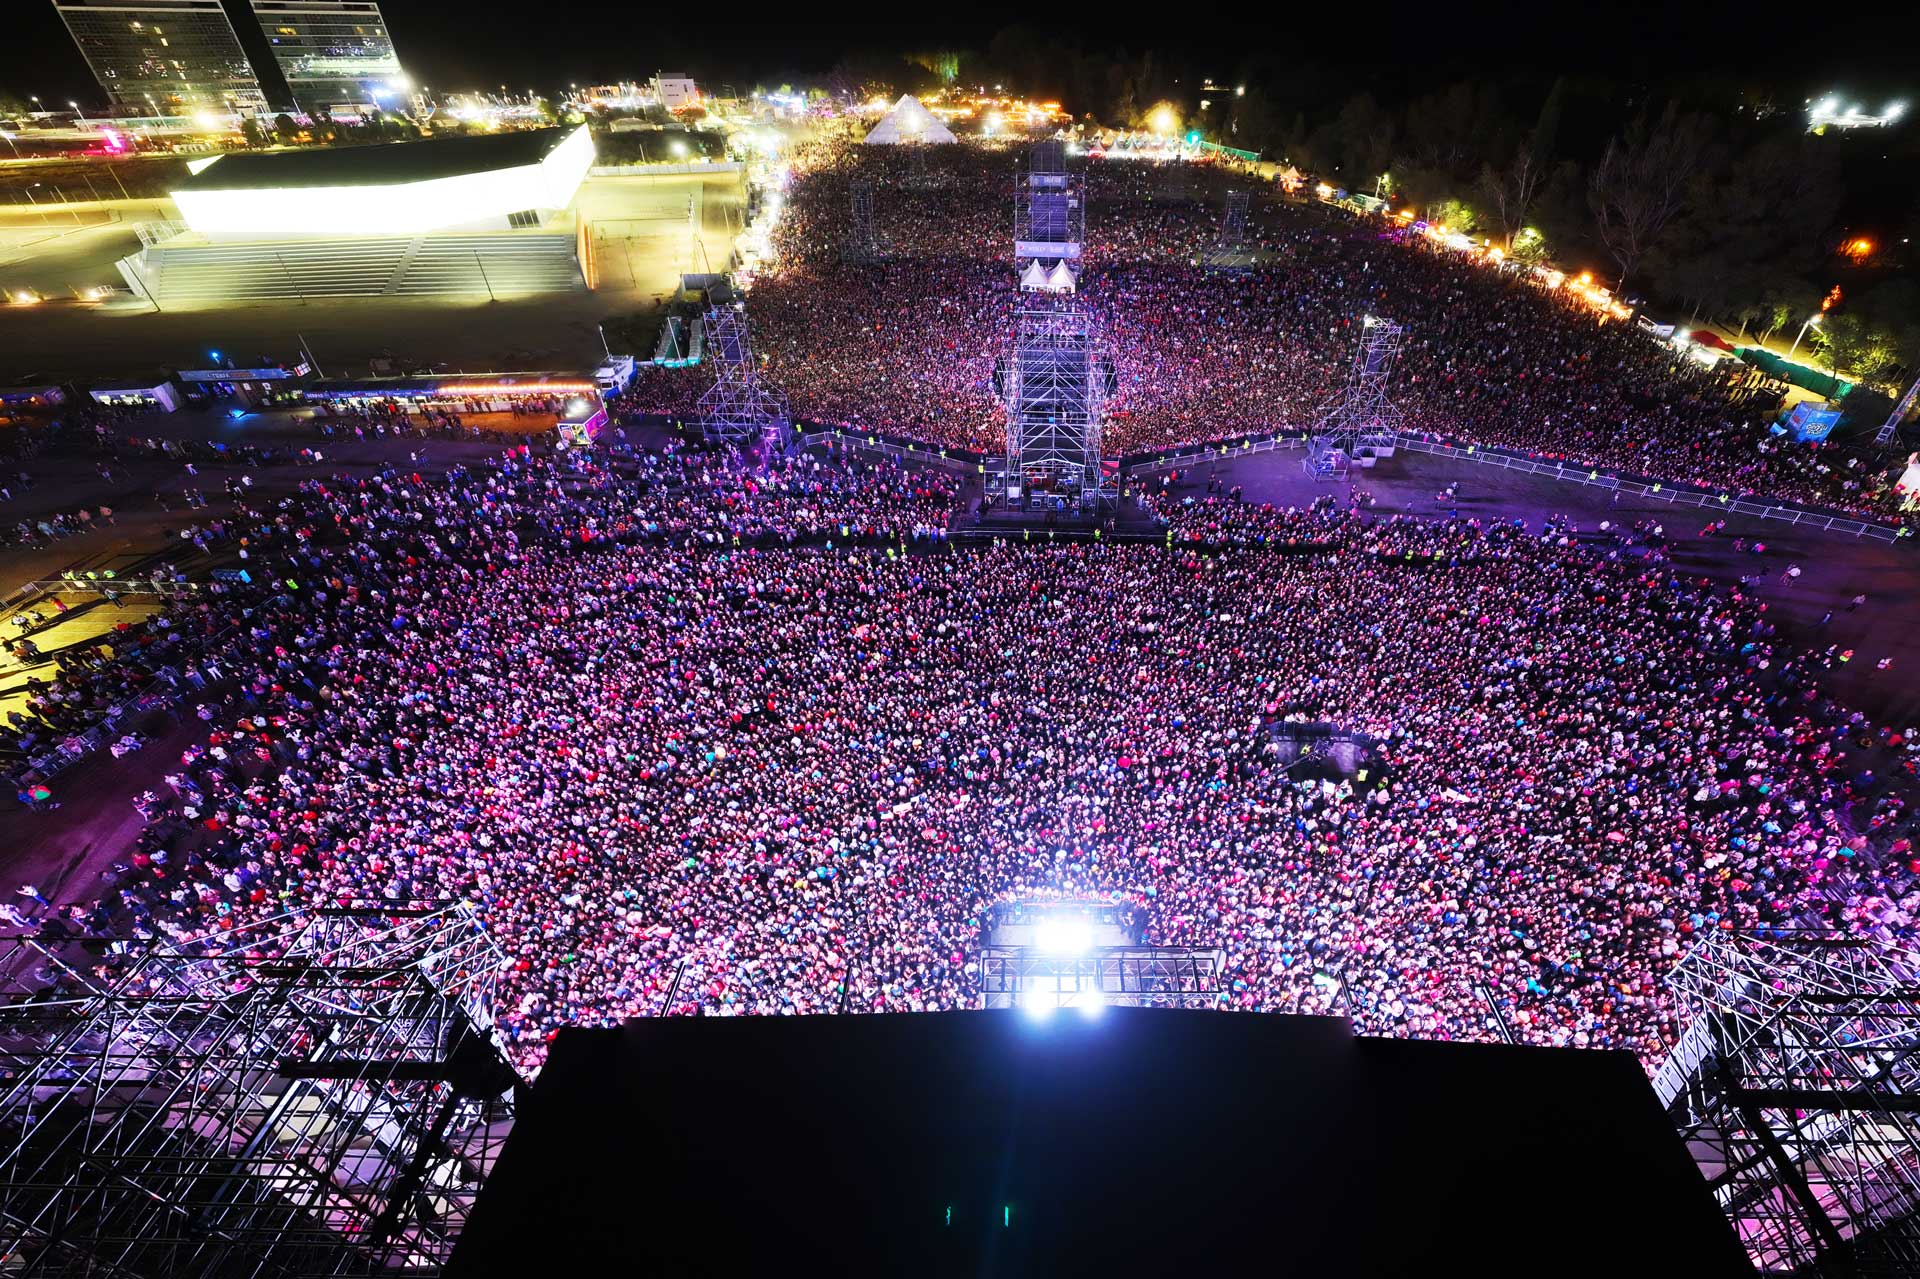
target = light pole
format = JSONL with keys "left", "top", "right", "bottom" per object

{"left": 0, "top": 131, "right": 17, "bottom": 160}
{"left": 1787, "top": 313, "right": 1822, "bottom": 361}
{"left": 69, "top": 101, "right": 82, "bottom": 122}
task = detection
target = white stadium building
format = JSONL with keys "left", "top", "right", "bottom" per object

{"left": 119, "top": 125, "right": 596, "bottom": 305}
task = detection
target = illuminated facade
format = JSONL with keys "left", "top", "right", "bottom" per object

{"left": 246, "top": 0, "right": 407, "bottom": 116}
{"left": 53, "top": 0, "right": 268, "bottom": 116}
{"left": 169, "top": 123, "right": 595, "bottom": 236}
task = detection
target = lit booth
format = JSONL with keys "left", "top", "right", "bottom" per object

{"left": 301, "top": 372, "right": 605, "bottom": 436}
{"left": 87, "top": 377, "right": 182, "bottom": 412}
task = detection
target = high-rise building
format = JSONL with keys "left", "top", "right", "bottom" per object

{"left": 246, "top": 1, "right": 406, "bottom": 117}
{"left": 53, "top": 0, "right": 269, "bottom": 116}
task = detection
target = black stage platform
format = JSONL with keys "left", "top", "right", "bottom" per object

{"left": 448, "top": 1010, "right": 1746, "bottom": 1277}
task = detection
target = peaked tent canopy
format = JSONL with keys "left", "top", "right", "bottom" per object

{"left": 865, "top": 96, "right": 957, "bottom": 145}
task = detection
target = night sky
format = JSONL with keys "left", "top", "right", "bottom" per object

{"left": 9, "top": 1, "right": 1919, "bottom": 111}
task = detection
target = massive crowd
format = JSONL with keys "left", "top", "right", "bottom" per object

{"left": 31, "top": 432, "right": 1910, "bottom": 1077}
{"left": 624, "top": 141, "right": 1911, "bottom": 518}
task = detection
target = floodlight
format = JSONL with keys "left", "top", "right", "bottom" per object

{"left": 1021, "top": 990, "right": 1056, "bottom": 1021}
{"left": 1078, "top": 990, "right": 1106, "bottom": 1019}
{"left": 1034, "top": 918, "right": 1092, "bottom": 956}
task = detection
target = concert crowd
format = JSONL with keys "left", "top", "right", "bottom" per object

{"left": 625, "top": 142, "right": 1909, "bottom": 519}
{"left": 45, "top": 437, "right": 1914, "bottom": 1075}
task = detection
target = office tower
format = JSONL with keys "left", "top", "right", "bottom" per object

{"left": 52, "top": 0, "right": 268, "bottom": 116}
{"left": 247, "top": 1, "right": 406, "bottom": 116}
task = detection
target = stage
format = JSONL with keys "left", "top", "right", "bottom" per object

{"left": 448, "top": 1009, "right": 1746, "bottom": 1277}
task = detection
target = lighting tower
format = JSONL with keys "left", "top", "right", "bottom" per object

{"left": 1202, "top": 189, "right": 1253, "bottom": 272}
{"left": 1875, "top": 371, "right": 1920, "bottom": 447}
{"left": 1305, "top": 315, "right": 1404, "bottom": 479}
{"left": 698, "top": 301, "right": 790, "bottom": 449}
{"left": 843, "top": 178, "right": 883, "bottom": 264}
{"left": 1014, "top": 139, "right": 1083, "bottom": 293}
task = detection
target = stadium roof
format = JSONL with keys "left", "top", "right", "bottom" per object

{"left": 177, "top": 127, "right": 581, "bottom": 192}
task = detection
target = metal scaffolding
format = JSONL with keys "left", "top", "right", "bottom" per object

{"left": 842, "top": 179, "right": 883, "bottom": 264}
{"left": 1202, "top": 189, "right": 1254, "bottom": 272}
{"left": 697, "top": 301, "right": 790, "bottom": 447}
{"left": 1014, "top": 140, "right": 1083, "bottom": 291}
{"left": 1657, "top": 930, "right": 1920, "bottom": 1275}
{"left": 1874, "top": 372, "right": 1919, "bottom": 447}
{"left": 1000, "top": 307, "right": 1113, "bottom": 501}
{"left": 1306, "top": 315, "right": 1404, "bottom": 479}
{"left": 0, "top": 905, "right": 522, "bottom": 1278}
{"left": 979, "top": 947, "right": 1226, "bottom": 1011}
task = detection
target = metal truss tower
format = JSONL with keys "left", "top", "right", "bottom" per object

{"left": 0, "top": 905, "right": 522, "bottom": 1278}
{"left": 1001, "top": 307, "right": 1113, "bottom": 501}
{"left": 1202, "top": 189, "right": 1254, "bottom": 272}
{"left": 1014, "top": 140, "right": 1084, "bottom": 292}
{"left": 1656, "top": 930, "right": 1920, "bottom": 1275}
{"left": 1874, "top": 371, "right": 1919, "bottom": 447}
{"left": 843, "top": 179, "right": 883, "bottom": 264}
{"left": 697, "top": 301, "right": 790, "bottom": 449}
{"left": 1306, "top": 315, "right": 1404, "bottom": 479}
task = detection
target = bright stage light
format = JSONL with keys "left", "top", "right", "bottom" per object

{"left": 1077, "top": 990, "right": 1106, "bottom": 1019}
{"left": 1021, "top": 991, "right": 1056, "bottom": 1022}
{"left": 1034, "top": 918, "right": 1092, "bottom": 956}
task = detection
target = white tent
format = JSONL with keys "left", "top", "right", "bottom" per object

{"left": 865, "top": 95, "right": 956, "bottom": 145}
{"left": 1019, "top": 261, "right": 1050, "bottom": 290}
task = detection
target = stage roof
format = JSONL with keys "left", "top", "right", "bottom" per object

{"left": 450, "top": 1009, "right": 1746, "bottom": 1277}
{"left": 177, "top": 127, "right": 579, "bottom": 192}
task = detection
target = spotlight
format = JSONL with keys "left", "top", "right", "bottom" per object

{"left": 1077, "top": 990, "right": 1106, "bottom": 1019}
{"left": 1020, "top": 991, "right": 1056, "bottom": 1022}
{"left": 1034, "top": 918, "right": 1092, "bottom": 956}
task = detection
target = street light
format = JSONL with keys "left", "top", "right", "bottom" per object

{"left": 1787, "top": 312, "right": 1822, "bottom": 361}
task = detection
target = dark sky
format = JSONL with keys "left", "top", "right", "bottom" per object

{"left": 10, "top": 1, "right": 1919, "bottom": 110}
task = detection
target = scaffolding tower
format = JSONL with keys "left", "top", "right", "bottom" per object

{"left": 1000, "top": 307, "right": 1113, "bottom": 502}
{"left": 0, "top": 905, "right": 522, "bottom": 1278}
{"left": 842, "top": 179, "right": 883, "bottom": 264}
{"left": 1014, "top": 140, "right": 1083, "bottom": 292}
{"left": 697, "top": 301, "right": 790, "bottom": 448}
{"left": 1656, "top": 930, "right": 1920, "bottom": 1275}
{"left": 1874, "top": 372, "right": 1919, "bottom": 447}
{"left": 1202, "top": 189, "right": 1254, "bottom": 272}
{"left": 1305, "top": 315, "right": 1404, "bottom": 479}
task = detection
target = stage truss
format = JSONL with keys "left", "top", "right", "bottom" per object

{"left": 980, "top": 946, "right": 1226, "bottom": 1012}
{"left": 0, "top": 905, "right": 522, "bottom": 1278}
{"left": 1000, "top": 307, "right": 1113, "bottom": 502}
{"left": 698, "top": 301, "right": 790, "bottom": 447}
{"left": 843, "top": 179, "right": 883, "bottom": 264}
{"left": 1306, "top": 315, "right": 1404, "bottom": 479}
{"left": 1014, "top": 140, "right": 1083, "bottom": 292}
{"left": 1202, "top": 189, "right": 1253, "bottom": 272}
{"left": 1656, "top": 930, "right": 1920, "bottom": 1275}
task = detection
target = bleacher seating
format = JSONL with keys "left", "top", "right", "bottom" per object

{"left": 119, "top": 233, "right": 585, "bottom": 305}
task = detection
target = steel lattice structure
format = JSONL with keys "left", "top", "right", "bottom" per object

{"left": 1014, "top": 140, "right": 1083, "bottom": 287}
{"left": 980, "top": 947, "right": 1226, "bottom": 1011}
{"left": 0, "top": 905, "right": 522, "bottom": 1278}
{"left": 843, "top": 179, "right": 883, "bottom": 264}
{"left": 1874, "top": 372, "right": 1919, "bottom": 447}
{"left": 1306, "top": 315, "right": 1404, "bottom": 479}
{"left": 697, "top": 302, "right": 790, "bottom": 447}
{"left": 1202, "top": 189, "right": 1254, "bottom": 272}
{"left": 1657, "top": 930, "right": 1920, "bottom": 1275}
{"left": 1001, "top": 307, "right": 1112, "bottom": 500}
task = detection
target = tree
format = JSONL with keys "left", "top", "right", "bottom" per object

{"left": 273, "top": 113, "right": 300, "bottom": 144}
{"left": 240, "top": 116, "right": 268, "bottom": 148}
{"left": 1477, "top": 78, "right": 1564, "bottom": 250}
{"left": 1587, "top": 105, "right": 1711, "bottom": 294}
